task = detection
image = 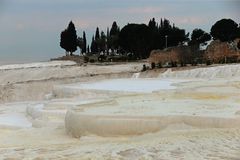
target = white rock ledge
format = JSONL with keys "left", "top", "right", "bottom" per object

{"left": 65, "top": 110, "right": 240, "bottom": 138}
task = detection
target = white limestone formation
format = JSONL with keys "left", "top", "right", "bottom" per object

{"left": 160, "top": 64, "right": 240, "bottom": 79}
{"left": 0, "top": 62, "right": 240, "bottom": 159}
{"left": 0, "top": 60, "right": 76, "bottom": 70}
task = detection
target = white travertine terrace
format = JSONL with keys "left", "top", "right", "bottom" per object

{"left": 53, "top": 78, "right": 182, "bottom": 98}
{"left": 160, "top": 64, "right": 240, "bottom": 79}
{"left": 0, "top": 60, "right": 76, "bottom": 70}
{"left": 63, "top": 65, "right": 240, "bottom": 137}
{"left": 1, "top": 62, "right": 240, "bottom": 159}
{"left": 65, "top": 94, "right": 240, "bottom": 137}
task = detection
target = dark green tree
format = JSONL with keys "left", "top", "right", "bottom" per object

{"left": 82, "top": 31, "right": 87, "bottom": 53}
{"left": 109, "top": 21, "right": 120, "bottom": 52}
{"left": 237, "top": 26, "right": 240, "bottom": 38}
{"left": 191, "top": 29, "right": 205, "bottom": 41}
{"left": 60, "top": 21, "right": 77, "bottom": 56}
{"left": 148, "top": 18, "right": 159, "bottom": 49}
{"left": 119, "top": 18, "right": 189, "bottom": 59}
{"left": 106, "top": 27, "right": 110, "bottom": 54}
{"left": 99, "top": 31, "right": 106, "bottom": 52}
{"left": 90, "top": 36, "right": 97, "bottom": 53}
{"left": 60, "top": 30, "right": 69, "bottom": 55}
{"left": 160, "top": 18, "right": 163, "bottom": 28}
{"left": 187, "top": 29, "right": 211, "bottom": 63}
{"left": 210, "top": 18, "right": 238, "bottom": 42}
{"left": 87, "top": 45, "right": 90, "bottom": 53}
{"left": 157, "top": 18, "right": 189, "bottom": 49}
{"left": 95, "top": 27, "right": 100, "bottom": 40}
{"left": 77, "top": 37, "right": 84, "bottom": 54}
{"left": 163, "top": 18, "right": 171, "bottom": 29}
{"left": 119, "top": 24, "right": 152, "bottom": 59}
{"left": 110, "top": 21, "right": 120, "bottom": 36}
{"left": 168, "top": 26, "right": 189, "bottom": 47}
{"left": 95, "top": 27, "right": 100, "bottom": 52}
{"left": 148, "top": 18, "right": 157, "bottom": 30}
{"left": 189, "top": 28, "right": 211, "bottom": 50}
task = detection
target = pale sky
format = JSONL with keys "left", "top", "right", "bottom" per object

{"left": 0, "top": 0, "right": 239, "bottom": 64}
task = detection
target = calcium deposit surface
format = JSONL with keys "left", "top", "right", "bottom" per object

{"left": 0, "top": 61, "right": 240, "bottom": 159}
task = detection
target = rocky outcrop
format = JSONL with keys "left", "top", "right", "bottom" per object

{"left": 149, "top": 39, "right": 240, "bottom": 66}
{"left": 148, "top": 46, "right": 194, "bottom": 65}
{"left": 204, "top": 39, "right": 240, "bottom": 63}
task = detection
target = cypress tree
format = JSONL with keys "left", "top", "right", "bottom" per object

{"left": 60, "top": 30, "right": 69, "bottom": 56}
{"left": 76, "top": 37, "right": 84, "bottom": 54}
{"left": 90, "top": 36, "right": 97, "bottom": 53}
{"left": 60, "top": 21, "right": 77, "bottom": 56}
{"left": 83, "top": 31, "right": 87, "bottom": 53}
{"left": 109, "top": 21, "right": 120, "bottom": 52}
{"left": 87, "top": 45, "right": 90, "bottom": 53}
{"left": 148, "top": 18, "right": 157, "bottom": 30}
{"left": 95, "top": 27, "right": 100, "bottom": 52}
{"left": 160, "top": 18, "right": 163, "bottom": 28}
{"left": 100, "top": 31, "right": 106, "bottom": 52}
{"left": 107, "top": 27, "right": 110, "bottom": 54}
{"left": 95, "top": 27, "right": 100, "bottom": 40}
{"left": 110, "top": 21, "right": 120, "bottom": 36}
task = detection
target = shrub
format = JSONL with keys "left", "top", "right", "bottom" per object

{"left": 151, "top": 62, "right": 156, "bottom": 69}
{"left": 98, "top": 55, "right": 106, "bottom": 62}
{"left": 206, "top": 59, "right": 212, "bottom": 65}
{"left": 171, "top": 61, "right": 177, "bottom": 67}
{"left": 142, "top": 64, "right": 147, "bottom": 72}
{"left": 84, "top": 56, "right": 89, "bottom": 63}
{"left": 89, "top": 59, "right": 95, "bottom": 63}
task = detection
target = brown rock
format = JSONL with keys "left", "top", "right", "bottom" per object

{"left": 204, "top": 39, "right": 240, "bottom": 63}
{"left": 148, "top": 46, "right": 193, "bottom": 65}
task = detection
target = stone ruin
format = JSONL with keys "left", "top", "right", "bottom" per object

{"left": 149, "top": 39, "right": 240, "bottom": 66}
{"left": 204, "top": 39, "right": 240, "bottom": 63}
{"left": 148, "top": 46, "right": 195, "bottom": 66}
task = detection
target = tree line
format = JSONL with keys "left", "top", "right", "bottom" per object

{"left": 60, "top": 18, "right": 240, "bottom": 58}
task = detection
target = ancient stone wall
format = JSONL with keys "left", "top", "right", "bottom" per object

{"left": 149, "top": 39, "right": 240, "bottom": 65}
{"left": 204, "top": 39, "right": 240, "bottom": 63}
{"left": 148, "top": 46, "right": 193, "bottom": 65}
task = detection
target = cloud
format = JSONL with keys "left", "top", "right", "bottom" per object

{"left": 126, "top": 6, "right": 164, "bottom": 14}
{"left": 72, "top": 15, "right": 120, "bottom": 31}
{"left": 72, "top": 19, "right": 91, "bottom": 29}
{"left": 16, "top": 23, "right": 25, "bottom": 30}
{"left": 172, "top": 16, "right": 207, "bottom": 25}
